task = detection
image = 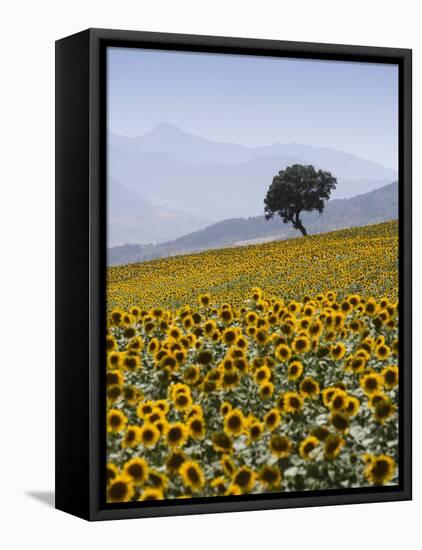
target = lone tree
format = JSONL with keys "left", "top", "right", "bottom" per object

{"left": 264, "top": 164, "right": 337, "bottom": 236}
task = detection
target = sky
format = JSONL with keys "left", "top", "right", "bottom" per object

{"left": 107, "top": 47, "right": 399, "bottom": 171}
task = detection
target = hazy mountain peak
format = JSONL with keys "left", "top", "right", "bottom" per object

{"left": 149, "top": 121, "right": 186, "bottom": 135}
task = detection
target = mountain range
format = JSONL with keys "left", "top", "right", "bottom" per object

{"left": 108, "top": 181, "right": 398, "bottom": 266}
{"left": 108, "top": 123, "right": 397, "bottom": 246}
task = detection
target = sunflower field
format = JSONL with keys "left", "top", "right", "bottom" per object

{"left": 106, "top": 221, "right": 399, "bottom": 503}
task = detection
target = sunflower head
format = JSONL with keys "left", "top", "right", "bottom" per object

{"left": 363, "top": 454, "right": 396, "bottom": 485}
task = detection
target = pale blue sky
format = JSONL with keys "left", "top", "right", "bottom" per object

{"left": 107, "top": 47, "right": 398, "bottom": 170}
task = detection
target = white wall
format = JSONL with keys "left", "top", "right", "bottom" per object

{"left": 1, "top": 1, "right": 418, "bottom": 547}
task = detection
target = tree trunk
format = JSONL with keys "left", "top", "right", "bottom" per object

{"left": 292, "top": 213, "right": 308, "bottom": 236}
{"left": 297, "top": 222, "right": 307, "bottom": 236}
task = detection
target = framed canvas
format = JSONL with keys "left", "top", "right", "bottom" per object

{"left": 55, "top": 28, "right": 412, "bottom": 521}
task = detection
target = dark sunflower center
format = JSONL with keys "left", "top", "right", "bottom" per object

{"left": 191, "top": 420, "right": 202, "bottom": 433}
{"left": 143, "top": 429, "right": 154, "bottom": 442}
{"left": 365, "top": 378, "right": 378, "bottom": 391}
{"left": 235, "top": 470, "right": 251, "bottom": 487}
{"left": 109, "top": 481, "right": 128, "bottom": 500}
{"left": 228, "top": 415, "right": 241, "bottom": 430}
{"left": 373, "top": 459, "right": 389, "bottom": 477}
{"left": 187, "top": 467, "right": 200, "bottom": 483}
{"left": 110, "top": 414, "right": 121, "bottom": 427}
{"left": 128, "top": 464, "right": 144, "bottom": 479}
{"left": 126, "top": 430, "right": 136, "bottom": 442}
{"left": 290, "top": 397, "right": 300, "bottom": 408}
{"left": 168, "top": 427, "right": 182, "bottom": 442}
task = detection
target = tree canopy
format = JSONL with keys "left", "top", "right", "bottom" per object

{"left": 264, "top": 164, "right": 337, "bottom": 236}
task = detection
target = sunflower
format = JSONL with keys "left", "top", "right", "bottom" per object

{"left": 180, "top": 461, "right": 205, "bottom": 492}
{"left": 287, "top": 360, "right": 303, "bottom": 381}
{"left": 374, "top": 399, "right": 395, "bottom": 423}
{"left": 169, "top": 383, "right": 190, "bottom": 400}
{"left": 232, "top": 466, "right": 256, "bottom": 493}
{"left": 299, "top": 377, "right": 320, "bottom": 399}
{"left": 124, "top": 386, "right": 140, "bottom": 406}
{"left": 106, "top": 370, "right": 124, "bottom": 387}
{"left": 324, "top": 434, "right": 345, "bottom": 459}
{"left": 173, "top": 392, "right": 193, "bottom": 412}
{"left": 165, "top": 422, "right": 188, "bottom": 448}
{"left": 224, "top": 409, "right": 244, "bottom": 436}
{"left": 382, "top": 365, "right": 399, "bottom": 389}
{"left": 183, "top": 364, "right": 201, "bottom": 385}
{"left": 283, "top": 391, "right": 304, "bottom": 414}
{"left": 360, "top": 372, "right": 382, "bottom": 396}
{"left": 269, "top": 434, "right": 292, "bottom": 458}
{"left": 248, "top": 421, "right": 264, "bottom": 442}
{"left": 254, "top": 365, "right": 272, "bottom": 385}
{"left": 221, "top": 369, "right": 240, "bottom": 390}
{"left": 259, "top": 465, "right": 282, "bottom": 489}
{"left": 137, "top": 401, "right": 155, "bottom": 420}
{"left": 363, "top": 454, "right": 396, "bottom": 485}
{"left": 251, "top": 287, "right": 263, "bottom": 301}
{"left": 107, "top": 409, "right": 127, "bottom": 433}
{"left": 275, "top": 344, "right": 292, "bottom": 362}
{"left": 225, "top": 484, "right": 242, "bottom": 496}
{"left": 154, "top": 399, "right": 170, "bottom": 415}
{"left": 375, "top": 343, "right": 391, "bottom": 360}
{"left": 107, "top": 351, "right": 122, "bottom": 369}
{"left": 123, "top": 457, "right": 149, "bottom": 486}
{"left": 123, "top": 354, "right": 140, "bottom": 371}
{"left": 322, "top": 386, "right": 337, "bottom": 407}
{"left": 345, "top": 396, "right": 360, "bottom": 417}
{"left": 311, "top": 425, "right": 330, "bottom": 442}
{"left": 211, "top": 431, "right": 232, "bottom": 454}
{"left": 367, "top": 392, "right": 387, "bottom": 409}
{"left": 148, "top": 469, "right": 169, "bottom": 491}
{"left": 344, "top": 354, "right": 366, "bottom": 374}
{"left": 364, "top": 298, "right": 378, "bottom": 317}
{"left": 165, "top": 450, "right": 186, "bottom": 473}
{"left": 139, "top": 488, "right": 164, "bottom": 501}
{"left": 107, "top": 475, "right": 134, "bottom": 503}
{"left": 121, "top": 425, "right": 141, "bottom": 448}
{"left": 299, "top": 436, "right": 319, "bottom": 460}
{"left": 188, "top": 416, "right": 206, "bottom": 440}
{"left": 106, "top": 463, "right": 119, "bottom": 486}
{"left": 107, "top": 385, "right": 122, "bottom": 403}
{"left": 309, "top": 319, "right": 323, "bottom": 338}
{"left": 329, "top": 389, "right": 349, "bottom": 411}
{"left": 264, "top": 408, "right": 281, "bottom": 431}
{"left": 259, "top": 382, "right": 275, "bottom": 400}
{"left": 106, "top": 335, "right": 116, "bottom": 352}
{"left": 330, "top": 412, "right": 350, "bottom": 433}
{"left": 220, "top": 401, "right": 232, "bottom": 416}
{"left": 139, "top": 422, "right": 160, "bottom": 449}
{"left": 330, "top": 342, "right": 346, "bottom": 361}
{"left": 222, "top": 328, "right": 238, "bottom": 346}
{"left": 198, "top": 293, "right": 211, "bottom": 307}
{"left": 147, "top": 337, "right": 160, "bottom": 354}
{"left": 211, "top": 476, "right": 226, "bottom": 495}
{"left": 292, "top": 335, "right": 310, "bottom": 354}
{"left": 220, "top": 308, "right": 233, "bottom": 324}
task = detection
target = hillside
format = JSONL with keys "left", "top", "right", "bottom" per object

{"left": 108, "top": 181, "right": 398, "bottom": 265}
{"left": 107, "top": 220, "right": 398, "bottom": 312}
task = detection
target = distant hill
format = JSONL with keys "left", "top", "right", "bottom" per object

{"left": 108, "top": 177, "right": 209, "bottom": 247}
{"left": 108, "top": 181, "right": 398, "bottom": 266}
{"left": 108, "top": 123, "right": 397, "bottom": 239}
{"left": 110, "top": 123, "right": 396, "bottom": 180}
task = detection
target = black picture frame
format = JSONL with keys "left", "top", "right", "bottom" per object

{"left": 55, "top": 28, "right": 412, "bottom": 521}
